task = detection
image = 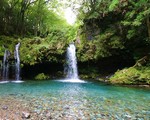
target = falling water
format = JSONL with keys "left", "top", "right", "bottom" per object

{"left": 65, "top": 43, "right": 79, "bottom": 79}
{"left": 14, "top": 43, "right": 21, "bottom": 81}
{"left": 2, "top": 50, "right": 10, "bottom": 81}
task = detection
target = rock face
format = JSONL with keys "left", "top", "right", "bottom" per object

{"left": 22, "top": 112, "right": 30, "bottom": 119}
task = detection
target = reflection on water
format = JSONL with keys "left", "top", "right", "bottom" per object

{"left": 0, "top": 80, "right": 150, "bottom": 119}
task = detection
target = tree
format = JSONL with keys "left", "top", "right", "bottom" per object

{"left": 0, "top": 0, "right": 69, "bottom": 37}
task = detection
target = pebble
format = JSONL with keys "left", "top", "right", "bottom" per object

{"left": 22, "top": 112, "right": 30, "bottom": 119}
{"left": 0, "top": 87, "right": 149, "bottom": 120}
{"left": 46, "top": 112, "right": 51, "bottom": 116}
{"left": 2, "top": 106, "right": 8, "bottom": 110}
{"left": 64, "top": 106, "right": 70, "bottom": 109}
{"left": 124, "top": 114, "right": 132, "bottom": 119}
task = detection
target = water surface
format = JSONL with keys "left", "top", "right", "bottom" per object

{"left": 0, "top": 80, "right": 150, "bottom": 119}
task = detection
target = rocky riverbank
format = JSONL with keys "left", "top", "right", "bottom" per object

{"left": 0, "top": 96, "right": 31, "bottom": 119}
{"left": 0, "top": 90, "right": 149, "bottom": 120}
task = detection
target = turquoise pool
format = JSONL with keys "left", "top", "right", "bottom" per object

{"left": 0, "top": 79, "right": 150, "bottom": 119}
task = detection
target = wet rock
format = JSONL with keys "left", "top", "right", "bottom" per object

{"left": 22, "top": 112, "right": 30, "bottom": 119}
{"left": 139, "top": 85, "right": 150, "bottom": 87}
{"left": 46, "top": 112, "right": 52, "bottom": 119}
{"left": 124, "top": 114, "right": 131, "bottom": 119}
{"left": 64, "top": 106, "right": 70, "bottom": 109}
{"left": 2, "top": 106, "right": 8, "bottom": 110}
{"left": 101, "top": 113, "right": 105, "bottom": 117}
{"left": 62, "top": 113, "right": 66, "bottom": 116}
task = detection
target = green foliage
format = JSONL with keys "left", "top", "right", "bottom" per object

{"left": 79, "top": 66, "right": 100, "bottom": 79}
{"left": 78, "top": 0, "right": 150, "bottom": 62}
{"left": 109, "top": 0, "right": 119, "bottom": 11}
{"left": 120, "top": 0, "right": 150, "bottom": 41}
{"left": 76, "top": 0, "right": 150, "bottom": 85}
{"left": 0, "top": 36, "right": 18, "bottom": 57}
{"left": 65, "top": 25, "right": 78, "bottom": 42}
{"left": 126, "top": 30, "right": 136, "bottom": 39}
{"left": 110, "top": 66, "right": 150, "bottom": 85}
{"left": 19, "top": 37, "right": 65, "bottom": 65}
{"left": 0, "top": 0, "right": 150, "bottom": 85}
{"left": 0, "top": 23, "right": 77, "bottom": 65}
{"left": 77, "top": 42, "right": 96, "bottom": 62}
{"left": 77, "top": 27, "right": 124, "bottom": 61}
{"left": 0, "top": 0, "right": 70, "bottom": 36}
{"left": 88, "top": 12, "right": 100, "bottom": 19}
{"left": 94, "top": 30, "right": 124, "bottom": 59}
{"left": 35, "top": 73, "right": 49, "bottom": 80}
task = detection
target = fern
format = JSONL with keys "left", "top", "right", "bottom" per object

{"left": 109, "top": 0, "right": 119, "bottom": 11}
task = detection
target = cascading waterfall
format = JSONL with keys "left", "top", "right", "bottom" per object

{"left": 14, "top": 43, "right": 21, "bottom": 81}
{"left": 2, "top": 50, "right": 10, "bottom": 81}
{"left": 65, "top": 43, "right": 79, "bottom": 79}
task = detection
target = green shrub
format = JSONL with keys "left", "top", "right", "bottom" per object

{"left": 35, "top": 73, "right": 49, "bottom": 80}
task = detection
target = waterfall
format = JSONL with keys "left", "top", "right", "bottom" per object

{"left": 14, "top": 43, "right": 20, "bottom": 81}
{"left": 2, "top": 50, "right": 10, "bottom": 81}
{"left": 65, "top": 43, "right": 79, "bottom": 79}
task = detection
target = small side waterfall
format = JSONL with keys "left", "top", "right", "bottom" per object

{"left": 14, "top": 43, "right": 21, "bottom": 81}
{"left": 65, "top": 43, "right": 79, "bottom": 79}
{"left": 2, "top": 50, "right": 10, "bottom": 81}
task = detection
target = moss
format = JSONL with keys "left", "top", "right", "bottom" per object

{"left": 79, "top": 72, "right": 100, "bottom": 80}
{"left": 19, "top": 36, "right": 66, "bottom": 65}
{"left": 0, "top": 36, "right": 18, "bottom": 57}
{"left": 34, "top": 73, "right": 49, "bottom": 80}
{"left": 110, "top": 66, "right": 150, "bottom": 85}
{"left": 79, "top": 74, "right": 89, "bottom": 79}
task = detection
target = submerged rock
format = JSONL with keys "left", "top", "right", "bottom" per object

{"left": 2, "top": 105, "right": 8, "bottom": 110}
{"left": 22, "top": 112, "right": 30, "bottom": 119}
{"left": 46, "top": 112, "right": 51, "bottom": 118}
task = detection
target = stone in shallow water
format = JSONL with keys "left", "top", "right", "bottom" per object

{"left": 22, "top": 112, "right": 30, "bottom": 119}
{"left": 46, "top": 112, "right": 50, "bottom": 116}
{"left": 2, "top": 106, "right": 8, "bottom": 110}
{"left": 123, "top": 114, "right": 132, "bottom": 119}
{"left": 64, "top": 106, "right": 70, "bottom": 110}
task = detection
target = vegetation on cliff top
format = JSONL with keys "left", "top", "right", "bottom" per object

{"left": 110, "top": 55, "right": 150, "bottom": 85}
{"left": 76, "top": 0, "right": 150, "bottom": 84}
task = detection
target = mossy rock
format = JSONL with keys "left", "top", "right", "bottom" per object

{"left": 35, "top": 73, "right": 49, "bottom": 80}
{"left": 80, "top": 73, "right": 100, "bottom": 80}
{"left": 110, "top": 66, "right": 150, "bottom": 85}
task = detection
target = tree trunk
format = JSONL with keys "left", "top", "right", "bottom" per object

{"left": 147, "top": 17, "right": 150, "bottom": 38}
{"left": 16, "top": 1, "right": 25, "bottom": 36}
{"left": 133, "top": 56, "right": 149, "bottom": 67}
{"left": 20, "top": 10, "right": 25, "bottom": 36}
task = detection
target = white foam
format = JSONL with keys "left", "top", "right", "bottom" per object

{"left": 11, "top": 80, "right": 24, "bottom": 83}
{"left": 55, "top": 79, "right": 87, "bottom": 83}
{"left": 0, "top": 81, "right": 9, "bottom": 84}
